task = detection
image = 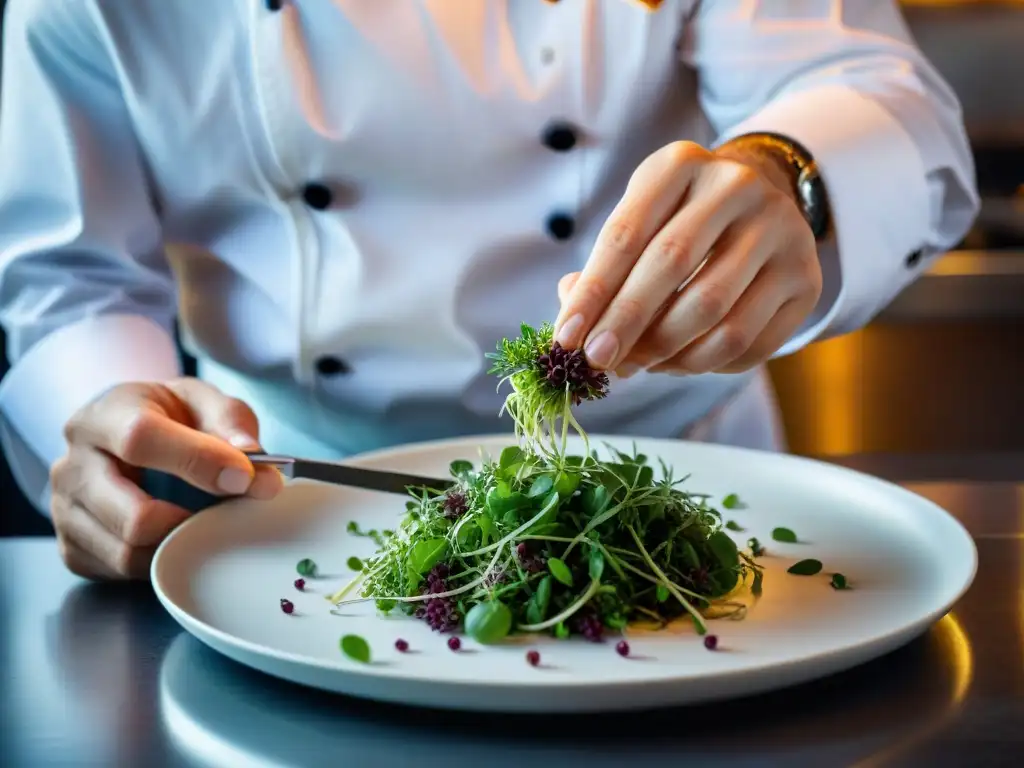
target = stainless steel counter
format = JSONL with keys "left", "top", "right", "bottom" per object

{"left": 1, "top": 455, "right": 1020, "bottom": 767}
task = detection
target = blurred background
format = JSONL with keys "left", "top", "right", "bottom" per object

{"left": 1, "top": 0, "right": 1022, "bottom": 536}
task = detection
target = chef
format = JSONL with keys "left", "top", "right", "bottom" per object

{"left": 0, "top": 0, "right": 977, "bottom": 579}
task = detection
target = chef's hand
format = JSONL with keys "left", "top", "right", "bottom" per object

{"left": 50, "top": 378, "right": 284, "bottom": 579}
{"left": 554, "top": 140, "right": 822, "bottom": 376}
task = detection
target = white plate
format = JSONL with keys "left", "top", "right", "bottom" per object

{"left": 152, "top": 435, "right": 977, "bottom": 713}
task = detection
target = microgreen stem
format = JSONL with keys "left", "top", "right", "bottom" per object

{"left": 626, "top": 524, "right": 707, "bottom": 633}
{"left": 518, "top": 579, "right": 602, "bottom": 632}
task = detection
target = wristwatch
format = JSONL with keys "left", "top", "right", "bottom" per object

{"left": 730, "top": 132, "right": 832, "bottom": 241}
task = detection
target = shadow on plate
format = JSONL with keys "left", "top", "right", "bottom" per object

{"left": 158, "top": 613, "right": 971, "bottom": 767}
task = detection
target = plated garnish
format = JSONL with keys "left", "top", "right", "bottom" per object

{"left": 327, "top": 323, "right": 763, "bottom": 643}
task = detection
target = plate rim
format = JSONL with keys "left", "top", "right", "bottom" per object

{"left": 152, "top": 433, "right": 978, "bottom": 694}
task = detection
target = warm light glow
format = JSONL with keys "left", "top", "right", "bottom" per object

{"left": 803, "top": 332, "right": 863, "bottom": 455}
{"left": 854, "top": 612, "right": 974, "bottom": 768}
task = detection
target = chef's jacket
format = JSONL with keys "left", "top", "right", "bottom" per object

{"left": 0, "top": 0, "right": 978, "bottom": 514}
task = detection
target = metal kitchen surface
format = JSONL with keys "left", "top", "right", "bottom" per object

{"left": 0, "top": 456, "right": 1021, "bottom": 768}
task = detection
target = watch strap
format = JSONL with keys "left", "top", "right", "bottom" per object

{"left": 727, "top": 132, "right": 831, "bottom": 241}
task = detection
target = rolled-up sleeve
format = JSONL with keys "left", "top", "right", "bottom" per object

{"left": 681, "top": 0, "right": 980, "bottom": 353}
{"left": 0, "top": 0, "right": 181, "bottom": 512}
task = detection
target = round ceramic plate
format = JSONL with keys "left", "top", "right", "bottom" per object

{"left": 152, "top": 435, "right": 976, "bottom": 713}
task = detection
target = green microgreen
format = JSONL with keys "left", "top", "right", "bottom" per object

{"left": 725, "top": 520, "right": 744, "bottom": 532}
{"left": 296, "top": 558, "right": 318, "bottom": 577}
{"left": 830, "top": 573, "right": 850, "bottom": 590}
{"left": 340, "top": 634, "right": 371, "bottom": 663}
{"left": 722, "top": 493, "right": 744, "bottom": 509}
{"left": 346, "top": 556, "right": 363, "bottom": 572}
{"left": 772, "top": 527, "right": 798, "bottom": 544}
{"left": 787, "top": 559, "right": 823, "bottom": 576}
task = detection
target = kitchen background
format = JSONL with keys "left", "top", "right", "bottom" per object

{"left": 1, "top": 0, "right": 1022, "bottom": 536}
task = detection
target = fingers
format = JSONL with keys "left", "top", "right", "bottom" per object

{"left": 165, "top": 380, "right": 284, "bottom": 498}
{"left": 65, "top": 383, "right": 257, "bottom": 496}
{"left": 51, "top": 489, "right": 159, "bottom": 580}
{"left": 167, "top": 378, "right": 262, "bottom": 449}
{"left": 554, "top": 142, "right": 708, "bottom": 349}
{"left": 716, "top": 298, "right": 816, "bottom": 374}
{"left": 56, "top": 536, "right": 119, "bottom": 580}
{"left": 557, "top": 272, "right": 581, "bottom": 305}
{"left": 649, "top": 266, "right": 796, "bottom": 374}
{"left": 621, "top": 215, "right": 781, "bottom": 373}
{"left": 54, "top": 447, "right": 192, "bottom": 548}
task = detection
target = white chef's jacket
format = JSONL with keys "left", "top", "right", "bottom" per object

{"left": 0, "top": 0, "right": 978, "bottom": 514}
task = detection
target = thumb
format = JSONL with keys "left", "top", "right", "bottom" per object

{"left": 167, "top": 379, "right": 262, "bottom": 451}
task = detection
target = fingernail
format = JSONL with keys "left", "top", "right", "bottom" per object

{"left": 228, "top": 432, "right": 260, "bottom": 450}
{"left": 217, "top": 467, "right": 252, "bottom": 495}
{"left": 584, "top": 331, "right": 619, "bottom": 369}
{"left": 556, "top": 314, "right": 584, "bottom": 347}
{"left": 616, "top": 364, "right": 641, "bottom": 379}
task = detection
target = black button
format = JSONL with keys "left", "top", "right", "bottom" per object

{"left": 266, "top": 0, "right": 283, "bottom": 10}
{"left": 905, "top": 249, "right": 924, "bottom": 268}
{"left": 302, "top": 183, "right": 333, "bottom": 210}
{"left": 546, "top": 213, "right": 575, "bottom": 241}
{"left": 542, "top": 122, "right": 577, "bottom": 152}
{"left": 315, "top": 356, "right": 350, "bottom": 376}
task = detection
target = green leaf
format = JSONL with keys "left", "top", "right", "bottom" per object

{"left": 708, "top": 531, "right": 739, "bottom": 570}
{"left": 346, "top": 556, "right": 363, "bottom": 572}
{"left": 588, "top": 548, "right": 605, "bottom": 582}
{"left": 547, "top": 557, "right": 573, "bottom": 587}
{"left": 485, "top": 487, "right": 529, "bottom": 517}
{"left": 527, "top": 474, "right": 554, "bottom": 499}
{"left": 787, "top": 558, "right": 823, "bottom": 576}
{"left": 340, "top": 634, "right": 371, "bottom": 663}
{"left": 407, "top": 538, "right": 448, "bottom": 575}
{"left": 679, "top": 539, "right": 701, "bottom": 570}
{"left": 656, "top": 584, "right": 670, "bottom": 603}
{"left": 525, "top": 576, "right": 552, "bottom": 625}
{"left": 772, "top": 527, "right": 798, "bottom": 544}
{"left": 499, "top": 445, "right": 524, "bottom": 470}
{"left": 554, "top": 622, "right": 570, "bottom": 639}
{"left": 456, "top": 521, "right": 481, "bottom": 549}
{"left": 449, "top": 459, "right": 474, "bottom": 479}
{"left": 477, "top": 515, "right": 496, "bottom": 546}
{"left": 752, "top": 570, "right": 764, "bottom": 596}
{"left": 747, "top": 537, "right": 764, "bottom": 557}
{"left": 709, "top": 568, "right": 739, "bottom": 597}
{"left": 347, "top": 520, "right": 360, "bottom": 533}
{"left": 830, "top": 573, "right": 850, "bottom": 590}
{"left": 296, "top": 558, "right": 318, "bottom": 577}
{"left": 722, "top": 493, "right": 743, "bottom": 509}
{"left": 554, "top": 471, "right": 580, "bottom": 498}
{"left": 725, "top": 520, "right": 744, "bottom": 532}
{"left": 581, "top": 485, "right": 612, "bottom": 517}
{"left": 465, "top": 600, "right": 513, "bottom": 644}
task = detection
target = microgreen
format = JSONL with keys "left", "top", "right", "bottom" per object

{"left": 722, "top": 494, "right": 743, "bottom": 509}
{"left": 830, "top": 573, "right": 850, "bottom": 590}
{"left": 296, "top": 558, "right": 318, "bottom": 577}
{"left": 787, "top": 559, "right": 823, "bottom": 576}
{"left": 340, "top": 634, "right": 371, "bottom": 663}
{"left": 328, "top": 323, "right": 764, "bottom": 642}
{"left": 346, "top": 556, "right": 363, "bottom": 572}
{"left": 771, "top": 527, "right": 798, "bottom": 544}
{"left": 465, "top": 600, "right": 513, "bottom": 644}
{"left": 725, "top": 520, "right": 744, "bottom": 532}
